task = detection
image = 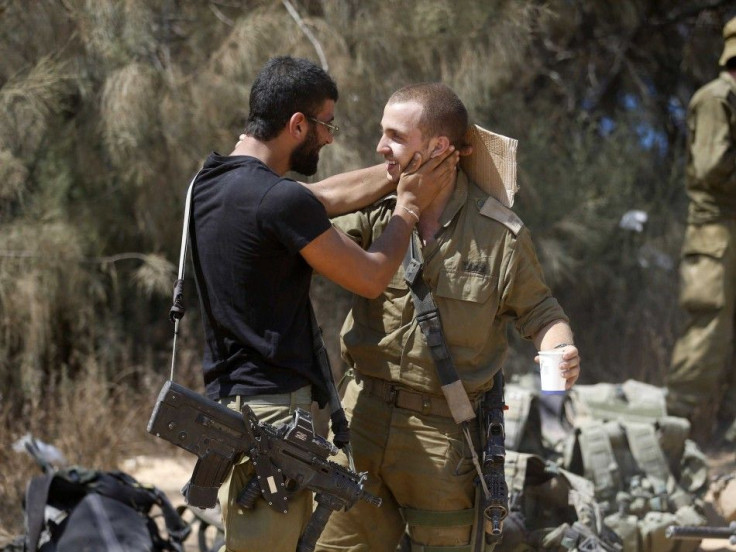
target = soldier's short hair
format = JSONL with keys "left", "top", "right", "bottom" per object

{"left": 388, "top": 83, "right": 468, "bottom": 148}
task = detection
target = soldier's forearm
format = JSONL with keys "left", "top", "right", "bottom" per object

{"left": 533, "top": 320, "right": 574, "bottom": 351}
{"left": 305, "top": 164, "right": 393, "bottom": 217}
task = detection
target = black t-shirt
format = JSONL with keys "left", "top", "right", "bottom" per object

{"left": 190, "top": 153, "right": 332, "bottom": 401}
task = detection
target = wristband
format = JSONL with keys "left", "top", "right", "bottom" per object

{"left": 398, "top": 205, "right": 420, "bottom": 223}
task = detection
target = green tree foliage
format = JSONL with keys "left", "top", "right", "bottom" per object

{"left": 0, "top": 0, "right": 733, "bottom": 418}
{"left": 1, "top": 0, "right": 735, "bottom": 537}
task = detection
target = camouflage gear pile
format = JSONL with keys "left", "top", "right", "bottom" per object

{"left": 503, "top": 377, "right": 709, "bottom": 552}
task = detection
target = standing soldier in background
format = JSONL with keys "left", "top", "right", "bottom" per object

{"left": 666, "top": 16, "right": 736, "bottom": 449}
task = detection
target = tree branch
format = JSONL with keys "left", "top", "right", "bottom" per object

{"left": 282, "top": 0, "right": 329, "bottom": 71}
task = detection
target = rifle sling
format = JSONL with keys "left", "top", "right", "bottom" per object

{"left": 308, "top": 301, "right": 352, "bottom": 443}
{"left": 402, "top": 233, "right": 475, "bottom": 424}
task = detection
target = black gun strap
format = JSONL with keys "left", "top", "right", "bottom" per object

{"left": 167, "top": 173, "right": 200, "bottom": 380}
{"left": 402, "top": 234, "right": 475, "bottom": 424}
{"left": 308, "top": 301, "right": 352, "bottom": 452}
{"left": 403, "top": 236, "right": 508, "bottom": 550}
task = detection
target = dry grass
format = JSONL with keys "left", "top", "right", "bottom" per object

{"left": 0, "top": 149, "right": 28, "bottom": 207}
{"left": 100, "top": 62, "right": 161, "bottom": 167}
{"left": 0, "top": 54, "right": 73, "bottom": 156}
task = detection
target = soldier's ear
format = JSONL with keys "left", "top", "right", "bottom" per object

{"left": 429, "top": 136, "right": 451, "bottom": 158}
{"left": 288, "top": 113, "right": 308, "bottom": 139}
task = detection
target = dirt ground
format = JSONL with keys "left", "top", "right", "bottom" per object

{"left": 121, "top": 454, "right": 214, "bottom": 552}
{"left": 122, "top": 448, "right": 736, "bottom": 552}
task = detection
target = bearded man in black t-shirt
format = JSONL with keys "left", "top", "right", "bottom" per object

{"left": 188, "top": 56, "right": 459, "bottom": 552}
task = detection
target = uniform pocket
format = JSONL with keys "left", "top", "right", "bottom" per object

{"left": 352, "top": 269, "right": 408, "bottom": 335}
{"left": 434, "top": 268, "right": 497, "bottom": 348}
{"left": 678, "top": 224, "right": 729, "bottom": 311}
{"left": 443, "top": 421, "right": 481, "bottom": 477}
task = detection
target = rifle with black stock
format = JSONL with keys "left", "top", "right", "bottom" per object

{"left": 147, "top": 380, "right": 381, "bottom": 552}
{"left": 473, "top": 370, "right": 509, "bottom": 550}
{"left": 666, "top": 521, "right": 736, "bottom": 545}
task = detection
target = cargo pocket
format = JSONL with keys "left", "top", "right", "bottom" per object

{"left": 435, "top": 268, "right": 496, "bottom": 349}
{"left": 678, "top": 224, "right": 729, "bottom": 311}
{"left": 353, "top": 268, "right": 408, "bottom": 334}
{"left": 444, "top": 423, "right": 477, "bottom": 477}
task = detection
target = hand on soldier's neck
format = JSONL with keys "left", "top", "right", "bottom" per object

{"left": 417, "top": 218, "right": 440, "bottom": 247}
{"left": 417, "top": 178, "right": 456, "bottom": 246}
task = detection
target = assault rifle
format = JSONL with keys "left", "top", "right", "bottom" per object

{"left": 474, "top": 370, "right": 509, "bottom": 549}
{"left": 147, "top": 380, "right": 381, "bottom": 552}
{"left": 666, "top": 522, "right": 736, "bottom": 545}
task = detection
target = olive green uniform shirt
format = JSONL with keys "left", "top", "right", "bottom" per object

{"left": 686, "top": 71, "right": 736, "bottom": 223}
{"left": 332, "top": 171, "right": 568, "bottom": 398}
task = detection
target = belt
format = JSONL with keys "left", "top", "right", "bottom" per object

{"left": 219, "top": 385, "right": 312, "bottom": 410}
{"left": 356, "top": 374, "right": 454, "bottom": 418}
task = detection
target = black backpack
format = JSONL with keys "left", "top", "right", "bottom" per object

{"left": 13, "top": 466, "right": 190, "bottom": 552}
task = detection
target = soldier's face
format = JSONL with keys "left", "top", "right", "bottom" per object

{"left": 290, "top": 124, "right": 321, "bottom": 176}
{"left": 376, "top": 100, "right": 435, "bottom": 183}
{"left": 291, "top": 100, "right": 335, "bottom": 176}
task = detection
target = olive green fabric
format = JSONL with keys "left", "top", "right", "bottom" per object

{"left": 720, "top": 16, "right": 736, "bottom": 66}
{"left": 216, "top": 386, "right": 313, "bottom": 552}
{"left": 497, "top": 451, "right": 621, "bottom": 551}
{"left": 317, "top": 171, "right": 566, "bottom": 551}
{"left": 331, "top": 170, "right": 567, "bottom": 398}
{"left": 666, "top": 70, "right": 736, "bottom": 442}
{"left": 315, "top": 379, "right": 480, "bottom": 551}
{"left": 666, "top": 220, "right": 736, "bottom": 435}
{"left": 317, "top": 170, "right": 569, "bottom": 551}
{"left": 502, "top": 380, "right": 709, "bottom": 551}
{"left": 683, "top": 72, "right": 736, "bottom": 224}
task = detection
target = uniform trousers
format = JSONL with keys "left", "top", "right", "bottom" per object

{"left": 666, "top": 220, "right": 736, "bottom": 441}
{"left": 316, "top": 377, "right": 480, "bottom": 552}
{"left": 217, "top": 385, "right": 313, "bottom": 552}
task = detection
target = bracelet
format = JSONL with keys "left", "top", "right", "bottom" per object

{"left": 398, "top": 205, "right": 420, "bottom": 223}
{"left": 554, "top": 342, "right": 571, "bottom": 349}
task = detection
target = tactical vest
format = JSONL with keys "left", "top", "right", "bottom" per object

{"left": 503, "top": 378, "right": 709, "bottom": 552}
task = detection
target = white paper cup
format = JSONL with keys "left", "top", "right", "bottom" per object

{"left": 538, "top": 350, "right": 567, "bottom": 395}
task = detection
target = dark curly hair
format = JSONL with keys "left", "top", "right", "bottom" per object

{"left": 244, "top": 56, "right": 338, "bottom": 141}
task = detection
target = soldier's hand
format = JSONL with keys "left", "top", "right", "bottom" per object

{"left": 560, "top": 345, "right": 581, "bottom": 389}
{"left": 534, "top": 345, "right": 581, "bottom": 390}
{"left": 395, "top": 147, "right": 459, "bottom": 220}
{"left": 458, "top": 143, "right": 473, "bottom": 157}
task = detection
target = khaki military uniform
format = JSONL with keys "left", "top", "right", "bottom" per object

{"left": 666, "top": 71, "right": 736, "bottom": 442}
{"left": 316, "top": 172, "right": 567, "bottom": 552}
{"left": 217, "top": 386, "right": 313, "bottom": 552}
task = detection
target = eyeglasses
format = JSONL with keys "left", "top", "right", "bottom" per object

{"left": 308, "top": 117, "right": 340, "bottom": 136}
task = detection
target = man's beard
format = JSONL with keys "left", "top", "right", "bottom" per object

{"left": 290, "top": 126, "right": 321, "bottom": 176}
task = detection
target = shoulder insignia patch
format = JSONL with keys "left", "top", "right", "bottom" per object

{"left": 479, "top": 197, "right": 524, "bottom": 235}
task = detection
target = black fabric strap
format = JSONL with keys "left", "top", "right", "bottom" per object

{"left": 308, "top": 301, "right": 351, "bottom": 450}
{"left": 402, "top": 234, "right": 476, "bottom": 423}
{"left": 402, "top": 235, "right": 454, "bottom": 384}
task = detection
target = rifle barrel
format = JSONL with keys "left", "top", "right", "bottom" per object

{"left": 666, "top": 524, "right": 736, "bottom": 541}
